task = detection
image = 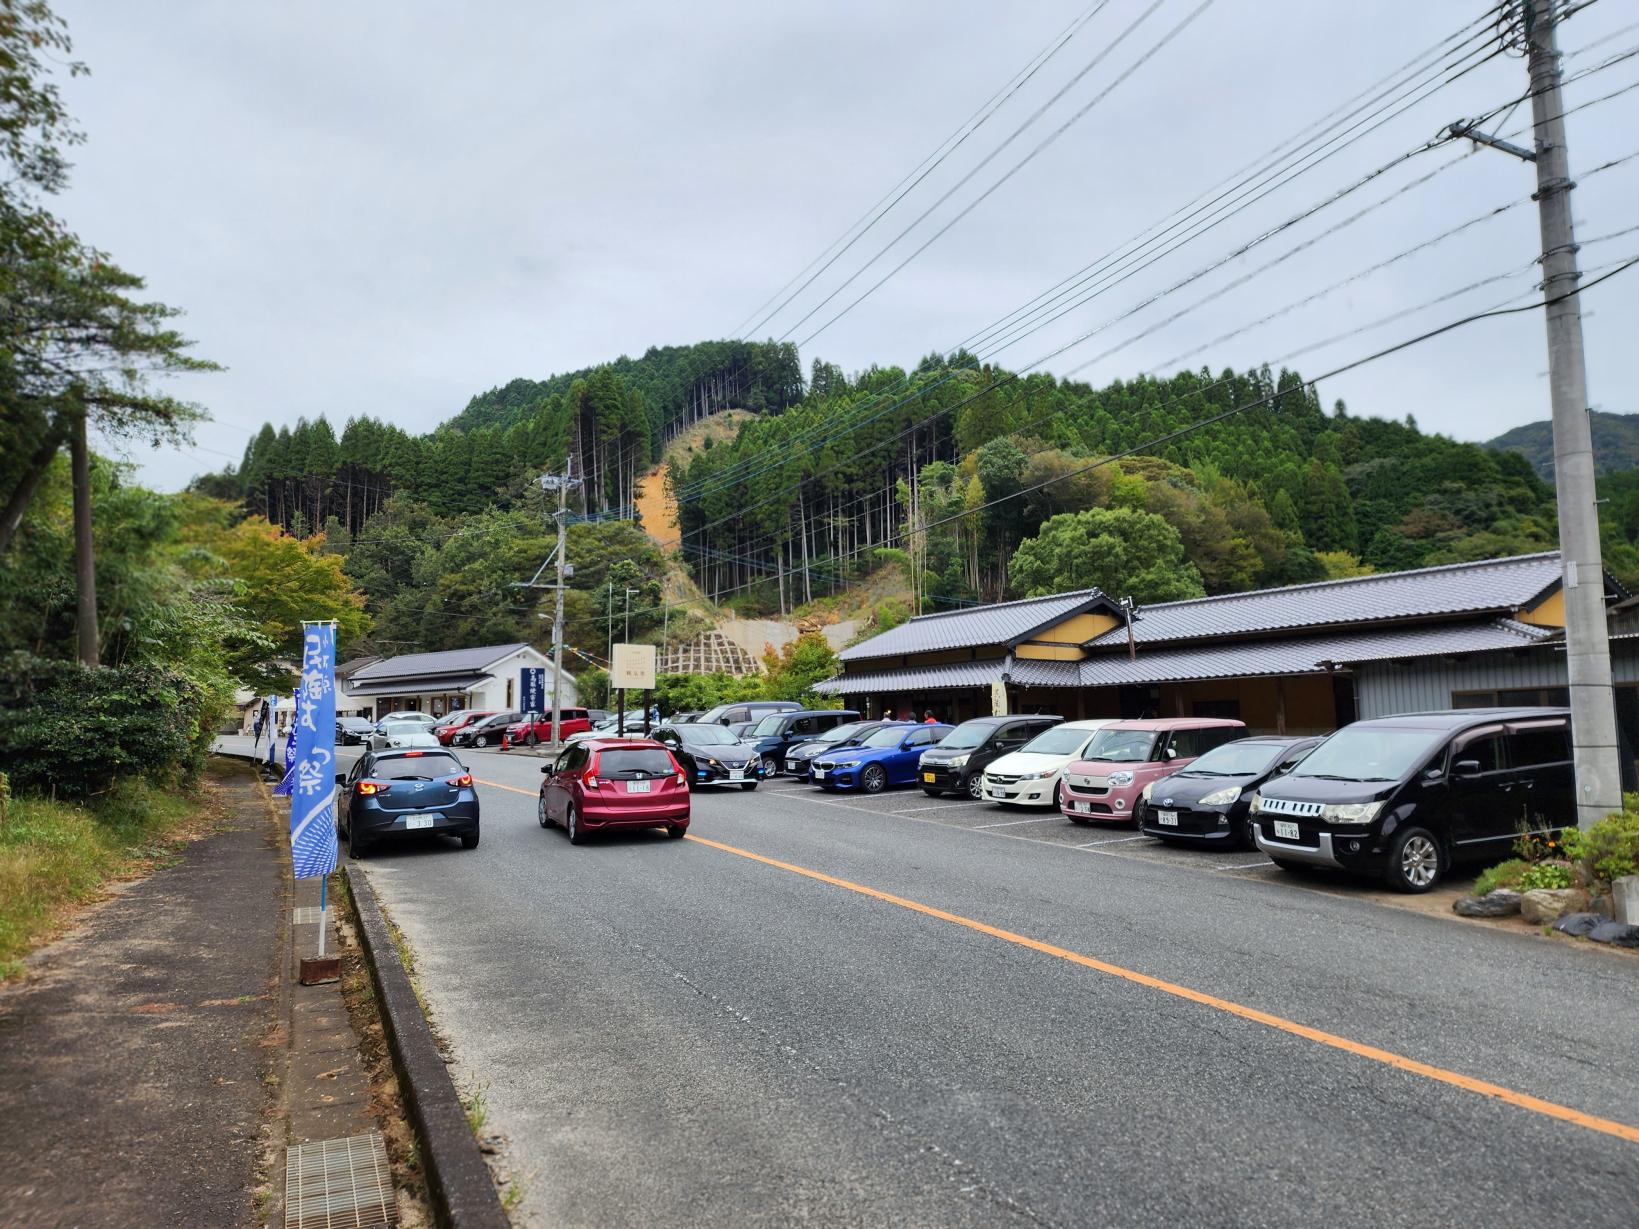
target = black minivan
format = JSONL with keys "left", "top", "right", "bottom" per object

{"left": 917, "top": 714, "right": 1064, "bottom": 800}
{"left": 1251, "top": 708, "right": 1574, "bottom": 892}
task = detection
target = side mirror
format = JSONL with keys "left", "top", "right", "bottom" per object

{"left": 1164, "top": 748, "right": 1178, "bottom": 760}
{"left": 1424, "top": 767, "right": 1444, "bottom": 781}
{"left": 540, "top": 764, "right": 552, "bottom": 774}
{"left": 1452, "top": 759, "right": 1480, "bottom": 779}
{"left": 334, "top": 773, "right": 347, "bottom": 787}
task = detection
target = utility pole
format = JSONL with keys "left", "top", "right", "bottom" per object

{"left": 516, "top": 459, "right": 580, "bottom": 750}
{"left": 1453, "top": 1, "right": 1624, "bottom": 825}
{"left": 70, "top": 408, "right": 99, "bottom": 667}
{"left": 624, "top": 587, "right": 638, "bottom": 644}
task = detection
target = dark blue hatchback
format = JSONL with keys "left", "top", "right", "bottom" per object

{"left": 337, "top": 747, "right": 481, "bottom": 858}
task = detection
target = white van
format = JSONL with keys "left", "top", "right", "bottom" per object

{"left": 980, "top": 719, "right": 1114, "bottom": 808}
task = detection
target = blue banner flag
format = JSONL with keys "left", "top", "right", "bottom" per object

{"left": 272, "top": 688, "right": 299, "bottom": 795}
{"left": 521, "top": 666, "right": 546, "bottom": 714}
{"left": 288, "top": 624, "right": 338, "bottom": 879}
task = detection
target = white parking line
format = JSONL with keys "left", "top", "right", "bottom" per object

{"left": 895, "top": 800, "right": 995, "bottom": 815}
{"left": 974, "top": 815, "right": 1068, "bottom": 829}
{"left": 1075, "top": 835, "right": 1150, "bottom": 847}
{"left": 1216, "top": 860, "right": 1274, "bottom": 871}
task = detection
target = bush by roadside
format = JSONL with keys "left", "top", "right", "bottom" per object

{"left": 0, "top": 777, "right": 201, "bottom": 979}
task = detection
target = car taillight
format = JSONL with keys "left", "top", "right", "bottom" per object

{"left": 674, "top": 772, "right": 686, "bottom": 787}
{"left": 357, "top": 780, "right": 387, "bottom": 795}
{"left": 446, "top": 774, "right": 472, "bottom": 787}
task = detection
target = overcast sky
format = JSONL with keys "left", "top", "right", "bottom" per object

{"left": 52, "top": 1, "right": 1639, "bottom": 491}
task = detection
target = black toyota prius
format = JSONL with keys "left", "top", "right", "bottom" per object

{"left": 1138, "top": 736, "right": 1321, "bottom": 849}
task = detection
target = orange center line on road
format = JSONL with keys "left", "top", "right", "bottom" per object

{"left": 683, "top": 832, "right": 1639, "bottom": 1148}
{"left": 475, "top": 778, "right": 536, "bottom": 796}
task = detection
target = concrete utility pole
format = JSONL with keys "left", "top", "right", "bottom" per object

{"left": 543, "top": 461, "right": 580, "bottom": 751}
{"left": 70, "top": 409, "right": 99, "bottom": 667}
{"left": 1526, "top": 0, "right": 1621, "bottom": 826}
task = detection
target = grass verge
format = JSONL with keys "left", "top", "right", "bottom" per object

{"left": 0, "top": 777, "right": 212, "bottom": 980}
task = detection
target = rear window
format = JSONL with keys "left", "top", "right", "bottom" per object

{"left": 374, "top": 754, "right": 463, "bottom": 779}
{"left": 596, "top": 748, "right": 676, "bottom": 778}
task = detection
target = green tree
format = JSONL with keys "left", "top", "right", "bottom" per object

{"left": 1009, "top": 508, "right": 1205, "bottom": 603}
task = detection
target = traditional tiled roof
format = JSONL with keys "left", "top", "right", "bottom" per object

{"left": 351, "top": 643, "right": 539, "bottom": 683}
{"left": 814, "top": 657, "right": 1081, "bottom": 694}
{"left": 1084, "top": 553, "right": 1565, "bottom": 649}
{"left": 838, "top": 589, "right": 1117, "bottom": 663}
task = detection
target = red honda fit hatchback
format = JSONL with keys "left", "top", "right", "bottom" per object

{"left": 537, "top": 737, "right": 690, "bottom": 844}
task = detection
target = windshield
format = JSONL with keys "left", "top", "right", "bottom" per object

{"left": 1019, "top": 726, "right": 1096, "bottom": 756}
{"left": 862, "top": 726, "right": 910, "bottom": 749}
{"left": 815, "top": 721, "right": 869, "bottom": 744}
{"left": 1082, "top": 728, "right": 1162, "bottom": 763}
{"left": 1290, "top": 726, "right": 1446, "bottom": 783}
{"left": 596, "top": 748, "right": 676, "bottom": 778}
{"left": 678, "top": 724, "right": 738, "bottom": 746}
{"left": 374, "top": 754, "right": 462, "bottom": 780}
{"left": 939, "top": 720, "right": 997, "bottom": 751}
{"left": 1180, "top": 741, "right": 1283, "bottom": 777}
{"left": 751, "top": 714, "right": 786, "bottom": 737}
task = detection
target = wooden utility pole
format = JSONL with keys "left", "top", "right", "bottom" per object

{"left": 71, "top": 409, "right": 99, "bottom": 666}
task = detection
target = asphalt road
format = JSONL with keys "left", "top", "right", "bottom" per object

{"left": 221, "top": 737, "right": 1639, "bottom": 1227}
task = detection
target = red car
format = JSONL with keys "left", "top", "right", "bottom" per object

{"left": 433, "top": 710, "right": 495, "bottom": 746}
{"left": 504, "top": 707, "right": 594, "bottom": 748}
{"left": 537, "top": 737, "right": 690, "bottom": 845}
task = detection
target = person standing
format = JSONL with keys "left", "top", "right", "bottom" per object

{"left": 922, "top": 709, "right": 938, "bottom": 724}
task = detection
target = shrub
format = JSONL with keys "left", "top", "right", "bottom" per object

{"left": 0, "top": 653, "right": 210, "bottom": 799}
{"left": 1516, "top": 861, "right": 1574, "bottom": 891}
{"left": 1560, "top": 809, "right": 1639, "bottom": 892}
{"left": 1473, "top": 858, "right": 1529, "bottom": 897}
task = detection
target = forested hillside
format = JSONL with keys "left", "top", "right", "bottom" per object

{"left": 191, "top": 339, "right": 1639, "bottom": 661}
{"left": 1486, "top": 410, "right": 1639, "bottom": 479}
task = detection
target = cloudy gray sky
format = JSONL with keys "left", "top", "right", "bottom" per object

{"left": 53, "top": 1, "right": 1639, "bottom": 490}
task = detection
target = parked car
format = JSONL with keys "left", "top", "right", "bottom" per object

{"left": 784, "top": 720, "right": 887, "bottom": 781}
{"left": 370, "top": 712, "right": 445, "bottom": 750}
{"left": 698, "top": 699, "right": 803, "bottom": 728}
{"left": 726, "top": 720, "right": 758, "bottom": 739}
{"left": 1061, "top": 718, "right": 1246, "bottom": 825}
{"left": 335, "top": 715, "right": 375, "bottom": 746}
{"left": 432, "top": 710, "right": 494, "bottom": 746}
{"left": 811, "top": 723, "right": 954, "bottom": 793}
{"left": 503, "top": 707, "right": 594, "bottom": 748}
{"left": 451, "top": 710, "right": 522, "bottom": 748}
{"left": 745, "top": 708, "right": 860, "bottom": 776}
{"left": 1138, "top": 735, "right": 1322, "bottom": 849}
{"left": 567, "top": 710, "right": 649, "bottom": 743}
{"left": 376, "top": 711, "right": 435, "bottom": 730}
{"left": 537, "top": 737, "right": 690, "bottom": 844}
{"left": 980, "top": 719, "right": 1114, "bottom": 808}
{"left": 917, "top": 714, "right": 1064, "bottom": 800}
{"left": 1251, "top": 707, "right": 1574, "bottom": 892}
{"left": 587, "top": 709, "right": 612, "bottom": 724}
{"left": 337, "top": 746, "right": 480, "bottom": 857}
{"left": 671, "top": 710, "right": 704, "bottom": 724}
{"left": 652, "top": 723, "right": 764, "bottom": 789}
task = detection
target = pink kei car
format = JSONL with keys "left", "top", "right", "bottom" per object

{"left": 1061, "top": 718, "right": 1246, "bottom": 825}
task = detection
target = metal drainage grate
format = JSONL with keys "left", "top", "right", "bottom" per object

{"left": 292, "top": 906, "right": 324, "bottom": 925}
{"left": 285, "top": 1132, "right": 395, "bottom": 1228}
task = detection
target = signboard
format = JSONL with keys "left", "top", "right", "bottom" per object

{"left": 991, "top": 679, "right": 1009, "bottom": 717}
{"left": 520, "top": 666, "right": 547, "bottom": 715}
{"left": 610, "top": 642, "right": 657, "bottom": 691}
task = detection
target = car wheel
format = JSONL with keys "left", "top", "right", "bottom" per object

{"left": 526, "top": 731, "right": 538, "bottom": 747}
{"left": 566, "top": 804, "right": 587, "bottom": 846}
{"left": 475, "top": 733, "right": 490, "bottom": 748}
{"left": 1384, "top": 826, "right": 1443, "bottom": 893}
{"left": 761, "top": 755, "right": 780, "bottom": 778}
{"left": 862, "top": 765, "right": 887, "bottom": 794}
{"left": 538, "top": 792, "right": 551, "bottom": 828}
{"left": 740, "top": 782, "right": 757, "bottom": 791}
{"left": 1052, "top": 781, "right": 1063, "bottom": 809}
{"left": 965, "top": 775, "right": 983, "bottom": 801}
{"left": 922, "top": 787, "right": 943, "bottom": 798}
{"left": 460, "top": 828, "right": 480, "bottom": 850}
{"left": 347, "top": 821, "right": 369, "bottom": 860}
{"left": 666, "top": 824, "right": 687, "bottom": 839}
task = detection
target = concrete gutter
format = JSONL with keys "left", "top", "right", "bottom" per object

{"left": 344, "top": 862, "right": 512, "bottom": 1229}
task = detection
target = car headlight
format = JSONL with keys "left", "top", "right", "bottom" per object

{"left": 1249, "top": 792, "right": 1263, "bottom": 813}
{"left": 702, "top": 757, "right": 721, "bottom": 769}
{"left": 1018, "top": 769, "right": 1052, "bottom": 781}
{"left": 1321, "top": 801, "right": 1383, "bottom": 825}
{"left": 1198, "top": 786, "right": 1242, "bottom": 807}
{"left": 1141, "top": 782, "right": 1154, "bottom": 802}
{"left": 946, "top": 754, "right": 969, "bottom": 768}
{"left": 1108, "top": 770, "right": 1134, "bottom": 787}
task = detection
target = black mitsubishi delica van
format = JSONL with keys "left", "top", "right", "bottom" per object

{"left": 1250, "top": 708, "right": 1574, "bottom": 892}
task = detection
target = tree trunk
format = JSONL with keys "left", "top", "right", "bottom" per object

{"left": 71, "top": 410, "right": 100, "bottom": 667}
{"left": 0, "top": 417, "right": 65, "bottom": 553}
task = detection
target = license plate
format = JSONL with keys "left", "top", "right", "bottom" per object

{"left": 813, "top": 769, "right": 826, "bottom": 780}
{"left": 404, "top": 815, "right": 435, "bottom": 830}
{"left": 1157, "top": 810, "right": 1178, "bottom": 826}
{"left": 729, "top": 768, "right": 743, "bottom": 780}
{"left": 988, "top": 788, "right": 1004, "bottom": 798}
{"left": 923, "top": 772, "right": 935, "bottom": 783}
{"left": 1273, "top": 820, "right": 1301, "bottom": 841}
{"left": 1073, "top": 801, "right": 1091, "bottom": 813}
{"left": 626, "top": 780, "right": 652, "bottom": 793}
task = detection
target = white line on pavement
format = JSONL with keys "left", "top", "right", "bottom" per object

{"left": 1216, "top": 860, "right": 1274, "bottom": 871}
{"left": 895, "top": 800, "right": 995, "bottom": 814}
{"left": 974, "top": 815, "right": 1069, "bottom": 829}
{"left": 1076, "top": 835, "right": 1150, "bottom": 847}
